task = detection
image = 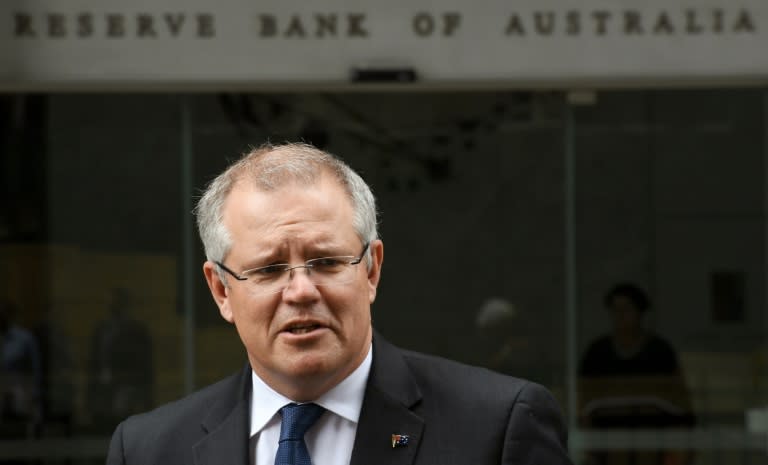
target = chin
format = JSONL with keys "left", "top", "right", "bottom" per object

{"left": 285, "top": 351, "right": 339, "bottom": 377}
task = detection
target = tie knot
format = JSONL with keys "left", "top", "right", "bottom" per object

{"left": 278, "top": 403, "right": 325, "bottom": 442}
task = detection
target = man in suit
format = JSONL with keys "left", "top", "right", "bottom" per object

{"left": 106, "top": 142, "right": 572, "bottom": 465}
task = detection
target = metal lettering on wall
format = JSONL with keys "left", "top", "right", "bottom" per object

{"left": 1, "top": 1, "right": 766, "bottom": 88}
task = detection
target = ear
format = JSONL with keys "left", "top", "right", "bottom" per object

{"left": 366, "top": 240, "right": 384, "bottom": 304}
{"left": 203, "top": 261, "right": 234, "bottom": 323}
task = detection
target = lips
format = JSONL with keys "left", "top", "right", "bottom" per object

{"left": 286, "top": 324, "right": 320, "bottom": 334}
{"left": 281, "top": 321, "right": 326, "bottom": 335}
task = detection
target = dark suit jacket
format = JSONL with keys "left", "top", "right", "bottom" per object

{"left": 106, "top": 333, "right": 572, "bottom": 464}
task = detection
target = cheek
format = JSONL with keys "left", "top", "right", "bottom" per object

{"left": 230, "top": 294, "right": 278, "bottom": 332}
{"left": 327, "top": 288, "right": 370, "bottom": 327}
{"left": 349, "top": 294, "right": 373, "bottom": 329}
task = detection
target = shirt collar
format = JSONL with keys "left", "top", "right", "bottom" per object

{"left": 250, "top": 344, "right": 372, "bottom": 436}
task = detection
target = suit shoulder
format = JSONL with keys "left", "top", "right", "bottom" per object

{"left": 130, "top": 370, "right": 240, "bottom": 421}
{"left": 399, "top": 348, "right": 532, "bottom": 400}
{"left": 116, "top": 368, "right": 245, "bottom": 450}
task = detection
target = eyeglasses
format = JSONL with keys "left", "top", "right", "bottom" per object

{"left": 215, "top": 242, "right": 370, "bottom": 295}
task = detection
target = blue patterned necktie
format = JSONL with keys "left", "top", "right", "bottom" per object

{"left": 274, "top": 403, "right": 326, "bottom": 465}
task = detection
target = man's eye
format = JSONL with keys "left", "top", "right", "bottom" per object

{"left": 311, "top": 258, "right": 346, "bottom": 270}
{"left": 254, "top": 264, "right": 287, "bottom": 275}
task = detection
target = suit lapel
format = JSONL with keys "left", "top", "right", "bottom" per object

{"left": 350, "top": 334, "right": 424, "bottom": 465}
{"left": 193, "top": 365, "right": 251, "bottom": 465}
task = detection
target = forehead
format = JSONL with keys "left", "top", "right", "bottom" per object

{"left": 222, "top": 175, "right": 356, "bottom": 251}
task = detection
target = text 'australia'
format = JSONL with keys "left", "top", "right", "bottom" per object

{"left": 504, "top": 9, "right": 756, "bottom": 36}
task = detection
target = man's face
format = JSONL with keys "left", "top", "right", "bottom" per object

{"left": 203, "top": 174, "right": 383, "bottom": 401}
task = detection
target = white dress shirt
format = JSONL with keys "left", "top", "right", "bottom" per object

{"left": 249, "top": 345, "right": 372, "bottom": 465}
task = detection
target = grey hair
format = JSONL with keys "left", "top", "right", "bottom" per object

{"left": 194, "top": 142, "right": 379, "bottom": 267}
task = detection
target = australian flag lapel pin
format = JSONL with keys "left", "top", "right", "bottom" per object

{"left": 391, "top": 434, "right": 410, "bottom": 448}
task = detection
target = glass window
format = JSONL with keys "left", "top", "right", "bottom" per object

{"left": 1, "top": 94, "right": 185, "bottom": 462}
{"left": 1, "top": 89, "right": 766, "bottom": 464}
{"left": 572, "top": 89, "right": 768, "bottom": 465}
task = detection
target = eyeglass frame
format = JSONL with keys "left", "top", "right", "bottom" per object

{"left": 214, "top": 242, "right": 371, "bottom": 284}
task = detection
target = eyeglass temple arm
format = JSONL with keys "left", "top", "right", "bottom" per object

{"left": 352, "top": 242, "right": 371, "bottom": 265}
{"left": 215, "top": 261, "right": 248, "bottom": 281}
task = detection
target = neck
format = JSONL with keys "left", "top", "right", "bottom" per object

{"left": 614, "top": 329, "right": 646, "bottom": 351}
{"left": 274, "top": 377, "right": 338, "bottom": 403}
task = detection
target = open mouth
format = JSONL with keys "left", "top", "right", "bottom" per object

{"left": 285, "top": 324, "right": 321, "bottom": 335}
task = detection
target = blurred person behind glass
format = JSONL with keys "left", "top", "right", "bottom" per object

{"left": 0, "top": 298, "right": 42, "bottom": 439}
{"left": 579, "top": 283, "right": 695, "bottom": 465}
{"left": 88, "top": 288, "right": 153, "bottom": 430}
{"left": 472, "top": 297, "right": 550, "bottom": 384}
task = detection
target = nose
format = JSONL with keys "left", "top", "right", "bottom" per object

{"left": 281, "top": 266, "right": 321, "bottom": 302}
